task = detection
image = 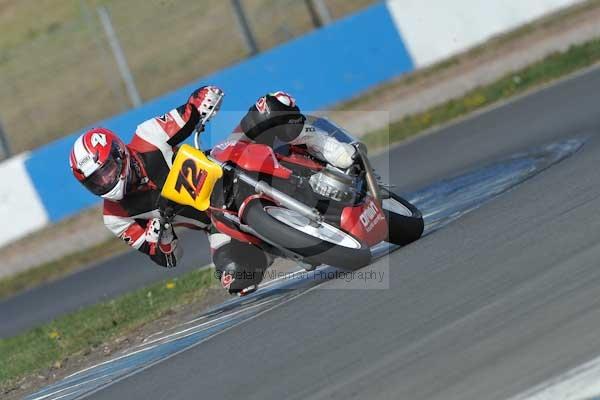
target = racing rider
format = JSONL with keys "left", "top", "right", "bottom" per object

{"left": 69, "top": 87, "right": 356, "bottom": 295}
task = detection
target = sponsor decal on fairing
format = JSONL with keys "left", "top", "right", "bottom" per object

{"left": 359, "top": 200, "right": 386, "bottom": 232}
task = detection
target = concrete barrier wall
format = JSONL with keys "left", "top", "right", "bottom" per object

{"left": 0, "top": 0, "right": 583, "bottom": 246}
{"left": 387, "top": 0, "right": 584, "bottom": 67}
{"left": 0, "top": 154, "right": 49, "bottom": 246}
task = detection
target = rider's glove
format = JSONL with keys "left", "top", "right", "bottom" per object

{"left": 188, "top": 86, "right": 224, "bottom": 125}
{"left": 145, "top": 218, "right": 178, "bottom": 255}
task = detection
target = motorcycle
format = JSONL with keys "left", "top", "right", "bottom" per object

{"left": 159, "top": 114, "right": 424, "bottom": 272}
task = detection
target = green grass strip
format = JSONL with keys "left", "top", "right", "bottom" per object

{"left": 362, "top": 38, "right": 600, "bottom": 150}
{"left": 0, "top": 267, "right": 216, "bottom": 389}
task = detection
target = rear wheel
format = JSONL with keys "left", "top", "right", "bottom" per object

{"left": 243, "top": 199, "right": 372, "bottom": 270}
{"left": 381, "top": 189, "right": 424, "bottom": 246}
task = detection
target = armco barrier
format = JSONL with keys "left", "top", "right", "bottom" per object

{"left": 24, "top": 2, "right": 413, "bottom": 224}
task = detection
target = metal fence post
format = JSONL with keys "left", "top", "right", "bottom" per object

{"left": 230, "top": 0, "right": 259, "bottom": 56}
{"left": 79, "top": 0, "right": 129, "bottom": 111}
{"left": 306, "top": 0, "right": 332, "bottom": 27}
{"left": 0, "top": 119, "right": 12, "bottom": 161}
{"left": 97, "top": 6, "right": 143, "bottom": 108}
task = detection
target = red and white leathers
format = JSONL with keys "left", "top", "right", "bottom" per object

{"left": 79, "top": 88, "right": 350, "bottom": 294}
{"left": 96, "top": 86, "right": 271, "bottom": 294}
{"left": 100, "top": 86, "right": 223, "bottom": 268}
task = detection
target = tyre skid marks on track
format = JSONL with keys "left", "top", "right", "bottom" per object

{"left": 25, "top": 138, "right": 584, "bottom": 400}
{"left": 415, "top": 138, "right": 584, "bottom": 234}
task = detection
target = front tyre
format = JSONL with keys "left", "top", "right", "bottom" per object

{"left": 381, "top": 189, "right": 424, "bottom": 246}
{"left": 243, "top": 199, "right": 372, "bottom": 270}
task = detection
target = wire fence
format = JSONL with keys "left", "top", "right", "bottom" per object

{"left": 0, "top": 0, "right": 374, "bottom": 156}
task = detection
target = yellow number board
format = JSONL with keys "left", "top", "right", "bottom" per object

{"left": 161, "top": 144, "right": 223, "bottom": 211}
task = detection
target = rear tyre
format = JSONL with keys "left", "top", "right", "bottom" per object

{"left": 381, "top": 189, "right": 424, "bottom": 246}
{"left": 243, "top": 199, "right": 372, "bottom": 270}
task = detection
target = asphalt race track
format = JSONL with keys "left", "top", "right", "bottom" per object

{"left": 19, "top": 64, "right": 600, "bottom": 399}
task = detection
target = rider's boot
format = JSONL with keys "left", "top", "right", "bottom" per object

{"left": 210, "top": 233, "right": 272, "bottom": 295}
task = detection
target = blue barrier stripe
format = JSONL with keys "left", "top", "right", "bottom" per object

{"left": 25, "top": 2, "right": 414, "bottom": 222}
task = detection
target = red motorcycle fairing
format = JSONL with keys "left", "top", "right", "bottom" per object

{"left": 275, "top": 151, "right": 324, "bottom": 171}
{"left": 212, "top": 140, "right": 385, "bottom": 247}
{"left": 211, "top": 141, "right": 292, "bottom": 179}
{"left": 340, "top": 198, "right": 388, "bottom": 246}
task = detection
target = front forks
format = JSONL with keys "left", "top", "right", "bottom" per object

{"left": 353, "top": 142, "right": 382, "bottom": 207}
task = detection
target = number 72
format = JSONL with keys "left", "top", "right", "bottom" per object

{"left": 175, "top": 159, "right": 208, "bottom": 200}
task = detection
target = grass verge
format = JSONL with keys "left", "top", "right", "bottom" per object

{"left": 0, "top": 238, "right": 129, "bottom": 300}
{"left": 0, "top": 266, "right": 216, "bottom": 391}
{"left": 362, "top": 37, "right": 600, "bottom": 150}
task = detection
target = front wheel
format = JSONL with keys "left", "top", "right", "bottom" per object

{"left": 243, "top": 199, "right": 372, "bottom": 270}
{"left": 381, "top": 189, "right": 424, "bottom": 246}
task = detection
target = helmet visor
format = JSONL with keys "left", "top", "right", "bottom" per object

{"left": 82, "top": 144, "right": 125, "bottom": 196}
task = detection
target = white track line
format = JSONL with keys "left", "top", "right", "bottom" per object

{"left": 508, "top": 355, "right": 600, "bottom": 400}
